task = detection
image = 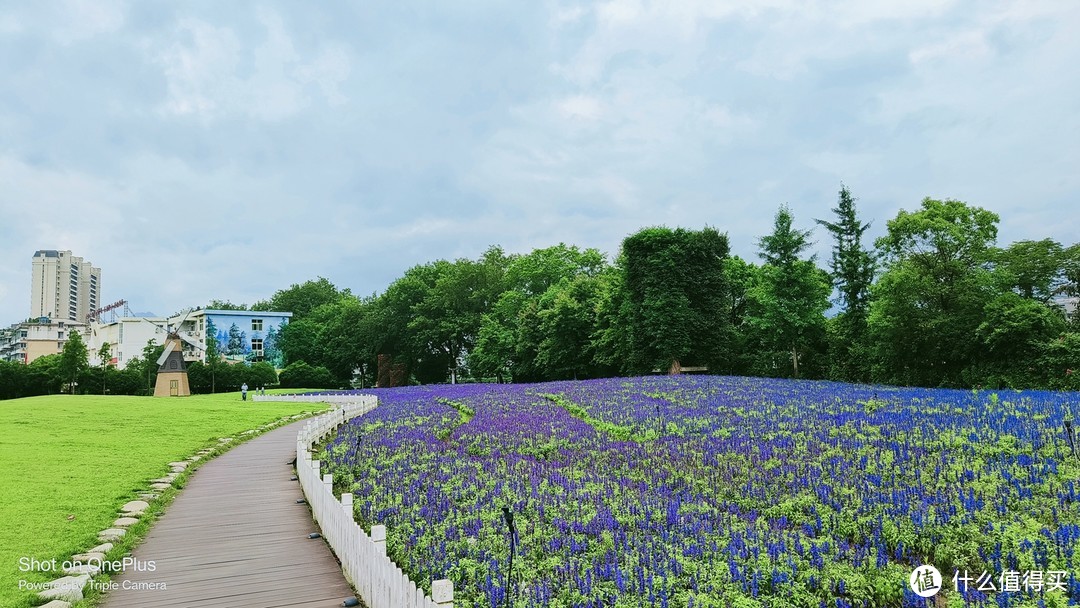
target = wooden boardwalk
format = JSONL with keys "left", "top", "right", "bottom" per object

{"left": 103, "top": 420, "right": 354, "bottom": 608}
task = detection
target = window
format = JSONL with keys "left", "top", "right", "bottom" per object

{"left": 57, "top": 332, "right": 64, "bottom": 339}
{"left": 251, "top": 319, "right": 263, "bottom": 331}
{"left": 251, "top": 338, "right": 264, "bottom": 355}
{"left": 19, "top": 331, "right": 26, "bottom": 338}
{"left": 58, "top": 341, "right": 64, "bottom": 349}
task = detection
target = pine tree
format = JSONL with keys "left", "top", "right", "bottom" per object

{"left": 815, "top": 185, "right": 876, "bottom": 380}
{"left": 753, "top": 205, "right": 831, "bottom": 378}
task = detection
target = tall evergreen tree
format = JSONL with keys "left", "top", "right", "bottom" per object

{"left": 752, "top": 206, "right": 831, "bottom": 378}
{"left": 205, "top": 318, "right": 221, "bottom": 392}
{"left": 815, "top": 185, "right": 876, "bottom": 380}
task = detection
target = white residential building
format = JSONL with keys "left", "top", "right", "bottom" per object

{"left": 30, "top": 250, "right": 102, "bottom": 322}
{"left": 88, "top": 317, "right": 169, "bottom": 369}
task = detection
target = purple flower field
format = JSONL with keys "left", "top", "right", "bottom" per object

{"left": 316, "top": 376, "right": 1080, "bottom": 607}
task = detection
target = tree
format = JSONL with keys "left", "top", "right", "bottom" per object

{"left": 722, "top": 256, "right": 762, "bottom": 375}
{"left": 471, "top": 244, "right": 605, "bottom": 382}
{"left": 400, "top": 248, "right": 507, "bottom": 383}
{"left": 1064, "top": 244, "right": 1080, "bottom": 298}
{"left": 973, "top": 292, "right": 1066, "bottom": 387}
{"left": 27, "top": 354, "right": 63, "bottom": 396}
{"left": 248, "top": 362, "right": 279, "bottom": 389}
{"left": 815, "top": 185, "right": 876, "bottom": 380}
{"left": 252, "top": 277, "right": 345, "bottom": 321}
{"left": 97, "top": 341, "right": 111, "bottom": 394}
{"left": 227, "top": 324, "right": 243, "bottom": 356}
{"left": 59, "top": 331, "right": 89, "bottom": 393}
{"left": 619, "top": 226, "right": 732, "bottom": 374}
{"left": 186, "top": 360, "right": 211, "bottom": 394}
{"left": 0, "top": 361, "right": 20, "bottom": 400}
{"left": 314, "top": 296, "right": 376, "bottom": 384}
{"left": 140, "top": 339, "right": 165, "bottom": 395}
{"left": 279, "top": 361, "right": 337, "bottom": 389}
{"left": 207, "top": 299, "right": 248, "bottom": 310}
{"left": 993, "top": 239, "right": 1066, "bottom": 302}
{"left": 535, "top": 274, "right": 605, "bottom": 380}
{"left": 751, "top": 206, "right": 830, "bottom": 378}
{"left": 870, "top": 198, "right": 1000, "bottom": 386}
{"left": 205, "top": 318, "right": 221, "bottom": 392}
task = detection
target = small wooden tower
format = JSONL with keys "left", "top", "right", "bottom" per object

{"left": 150, "top": 309, "right": 204, "bottom": 398}
{"left": 154, "top": 333, "right": 191, "bottom": 397}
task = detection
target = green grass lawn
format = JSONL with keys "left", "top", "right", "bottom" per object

{"left": 0, "top": 392, "right": 325, "bottom": 607}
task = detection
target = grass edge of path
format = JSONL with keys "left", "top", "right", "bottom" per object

{"left": 43, "top": 403, "right": 333, "bottom": 608}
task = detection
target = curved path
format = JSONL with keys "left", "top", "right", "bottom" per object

{"left": 103, "top": 419, "right": 353, "bottom": 607}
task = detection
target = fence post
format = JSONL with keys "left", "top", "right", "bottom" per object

{"left": 432, "top": 579, "right": 453, "bottom": 607}
{"left": 323, "top": 473, "right": 333, "bottom": 494}
{"left": 341, "top": 492, "right": 353, "bottom": 520}
{"left": 372, "top": 524, "right": 386, "bottom": 556}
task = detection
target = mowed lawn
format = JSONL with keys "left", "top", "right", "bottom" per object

{"left": 0, "top": 393, "right": 324, "bottom": 607}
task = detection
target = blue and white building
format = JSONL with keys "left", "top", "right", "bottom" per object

{"left": 170, "top": 308, "right": 292, "bottom": 367}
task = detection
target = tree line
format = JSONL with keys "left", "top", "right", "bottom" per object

{"left": 2, "top": 188, "right": 1076, "bottom": 399}
{"left": 261, "top": 189, "right": 1080, "bottom": 391}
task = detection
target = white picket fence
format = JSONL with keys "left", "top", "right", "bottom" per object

{"left": 259, "top": 393, "right": 455, "bottom": 607}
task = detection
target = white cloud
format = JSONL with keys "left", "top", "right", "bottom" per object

{"left": 557, "top": 94, "right": 605, "bottom": 120}
{"left": 296, "top": 44, "right": 352, "bottom": 106}
{"left": 53, "top": 0, "right": 125, "bottom": 44}
{"left": 2, "top": 0, "right": 1079, "bottom": 324}
{"left": 552, "top": 4, "right": 587, "bottom": 25}
{"left": 909, "top": 30, "right": 992, "bottom": 65}
{"left": 0, "top": 12, "right": 22, "bottom": 34}
{"left": 155, "top": 19, "right": 243, "bottom": 118}
{"left": 153, "top": 9, "right": 351, "bottom": 121}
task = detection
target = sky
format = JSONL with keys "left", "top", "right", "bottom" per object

{"left": 1, "top": 0, "right": 1078, "bottom": 322}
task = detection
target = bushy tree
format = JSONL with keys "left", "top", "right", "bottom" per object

{"left": 870, "top": 198, "right": 1000, "bottom": 386}
{"left": 722, "top": 255, "right": 762, "bottom": 375}
{"left": 60, "top": 331, "right": 89, "bottom": 393}
{"left": 472, "top": 244, "right": 606, "bottom": 382}
{"left": 279, "top": 361, "right": 337, "bottom": 389}
{"left": 247, "top": 361, "right": 278, "bottom": 389}
{"left": 207, "top": 299, "right": 248, "bottom": 310}
{"left": 619, "top": 227, "right": 731, "bottom": 374}
{"left": 534, "top": 274, "right": 606, "bottom": 380}
{"left": 971, "top": 292, "right": 1067, "bottom": 387}
{"left": 252, "top": 277, "right": 345, "bottom": 321}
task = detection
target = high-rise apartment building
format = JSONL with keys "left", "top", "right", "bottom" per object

{"left": 30, "top": 250, "right": 102, "bottom": 322}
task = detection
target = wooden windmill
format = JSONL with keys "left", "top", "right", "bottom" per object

{"left": 146, "top": 310, "right": 205, "bottom": 397}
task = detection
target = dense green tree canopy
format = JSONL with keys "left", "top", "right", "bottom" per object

{"left": 870, "top": 198, "right": 1001, "bottom": 386}
{"left": 620, "top": 226, "right": 731, "bottom": 374}
{"left": 252, "top": 277, "right": 346, "bottom": 321}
